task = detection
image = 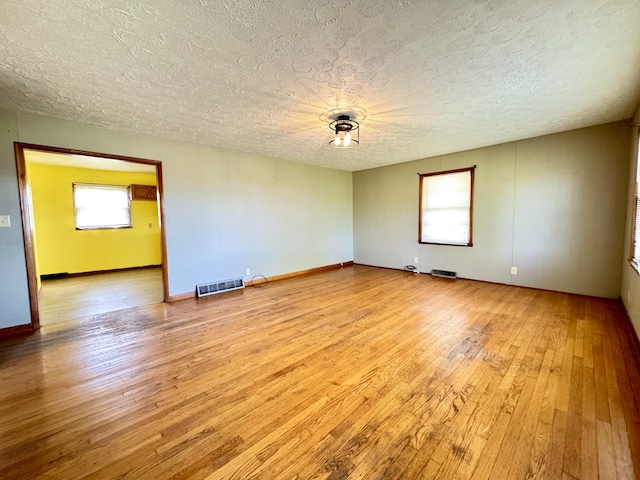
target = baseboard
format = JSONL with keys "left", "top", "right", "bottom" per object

{"left": 0, "top": 324, "right": 33, "bottom": 339}
{"left": 41, "top": 264, "right": 161, "bottom": 280}
{"left": 168, "top": 261, "right": 354, "bottom": 302}
{"left": 617, "top": 297, "right": 640, "bottom": 372}
{"left": 245, "top": 261, "right": 354, "bottom": 286}
{"left": 168, "top": 291, "right": 196, "bottom": 302}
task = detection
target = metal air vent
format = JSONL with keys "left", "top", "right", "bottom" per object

{"left": 431, "top": 269, "right": 457, "bottom": 279}
{"left": 196, "top": 277, "right": 244, "bottom": 297}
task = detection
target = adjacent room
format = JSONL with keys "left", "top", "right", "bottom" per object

{"left": 24, "top": 149, "right": 164, "bottom": 325}
{"left": 1, "top": 1, "right": 640, "bottom": 479}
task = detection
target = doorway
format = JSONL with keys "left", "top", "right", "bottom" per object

{"left": 15, "top": 143, "right": 169, "bottom": 329}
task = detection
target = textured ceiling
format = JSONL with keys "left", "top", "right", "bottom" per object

{"left": 1, "top": 1, "right": 640, "bottom": 171}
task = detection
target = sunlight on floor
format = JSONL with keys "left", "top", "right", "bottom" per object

{"left": 38, "top": 267, "right": 163, "bottom": 325}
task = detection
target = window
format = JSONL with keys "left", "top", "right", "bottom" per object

{"left": 419, "top": 167, "right": 475, "bottom": 246}
{"left": 630, "top": 135, "right": 640, "bottom": 271}
{"left": 73, "top": 183, "right": 131, "bottom": 230}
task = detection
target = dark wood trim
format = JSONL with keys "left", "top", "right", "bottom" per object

{"left": 168, "top": 291, "right": 196, "bottom": 302}
{"left": 0, "top": 323, "right": 34, "bottom": 338}
{"left": 418, "top": 166, "right": 475, "bottom": 247}
{"left": 13, "top": 142, "right": 171, "bottom": 327}
{"left": 14, "top": 143, "right": 41, "bottom": 330}
{"left": 469, "top": 166, "right": 475, "bottom": 247}
{"left": 418, "top": 241, "right": 474, "bottom": 247}
{"left": 418, "top": 165, "right": 477, "bottom": 178}
{"left": 418, "top": 174, "right": 423, "bottom": 244}
{"left": 245, "top": 261, "right": 354, "bottom": 286}
{"left": 156, "top": 162, "right": 170, "bottom": 303}
{"left": 15, "top": 143, "right": 161, "bottom": 166}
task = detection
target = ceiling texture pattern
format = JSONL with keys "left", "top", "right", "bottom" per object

{"left": 1, "top": 0, "right": 640, "bottom": 171}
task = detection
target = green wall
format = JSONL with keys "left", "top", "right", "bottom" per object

{"left": 0, "top": 108, "right": 354, "bottom": 329}
{"left": 353, "top": 122, "right": 630, "bottom": 298}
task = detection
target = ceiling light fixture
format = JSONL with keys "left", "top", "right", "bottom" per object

{"left": 329, "top": 114, "right": 359, "bottom": 149}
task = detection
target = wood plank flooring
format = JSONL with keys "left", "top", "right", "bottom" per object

{"left": 38, "top": 267, "right": 163, "bottom": 325}
{"left": 1, "top": 265, "right": 639, "bottom": 479}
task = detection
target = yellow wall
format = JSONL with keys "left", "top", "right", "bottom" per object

{"left": 28, "top": 163, "right": 161, "bottom": 275}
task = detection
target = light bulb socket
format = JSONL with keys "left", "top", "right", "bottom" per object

{"left": 329, "top": 114, "right": 359, "bottom": 149}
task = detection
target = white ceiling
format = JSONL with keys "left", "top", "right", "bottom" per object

{"left": 2, "top": 1, "right": 640, "bottom": 171}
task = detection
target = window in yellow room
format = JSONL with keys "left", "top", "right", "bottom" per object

{"left": 73, "top": 183, "right": 132, "bottom": 230}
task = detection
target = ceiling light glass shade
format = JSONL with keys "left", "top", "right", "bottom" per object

{"left": 329, "top": 115, "right": 359, "bottom": 148}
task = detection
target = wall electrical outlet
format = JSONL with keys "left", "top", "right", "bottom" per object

{"left": 511, "top": 266, "right": 518, "bottom": 275}
{"left": 0, "top": 215, "right": 10, "bottom": 227}
{"left": 413, "top": 257, "right": 419, "bottom": 264}
{"left": 245, "top": 268, "right": 251, "bottom": 276}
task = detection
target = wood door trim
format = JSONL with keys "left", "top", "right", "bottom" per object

{"left": 14, "top": 143, "right": 40, "bottom": 329}
{"left": 156, "top": 161, "right": 170, "bottom": 303}
{"left": 13, "top": 142, "right": 170, "bottom": 331}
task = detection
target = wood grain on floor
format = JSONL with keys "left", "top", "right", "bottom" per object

{"left": 37, "top": 267, "right": 163, "bottom": 325}
{"left": 1, "top": 265, "right": 639, "bottom": 479}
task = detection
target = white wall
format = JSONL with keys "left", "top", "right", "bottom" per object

{"left": 0, "top": 108, "right": 353, "bottom": 329}
{"left": 621, "top": 106, "right": 640, "bottom": 339}
{"left": 354, "top": 122, "right": 630, "bottom": 298}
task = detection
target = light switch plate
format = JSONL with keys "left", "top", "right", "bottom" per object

{"left": 0, "top": 215, "right": 10, "bottom": 227}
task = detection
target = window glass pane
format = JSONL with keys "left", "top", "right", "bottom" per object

{"left": 74, "top": 183, "right": 131, "bottom": 229}
{"left": 634, "top": 196, "right": 640, "bottom": 262}
{"left": 632, "top": 134, "right": 640, "bottom": 266}
{"left": 420, "top": 168, "right": 473, "bottom": 246}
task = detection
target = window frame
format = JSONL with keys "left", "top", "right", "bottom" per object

{"left": 73, "top": 182, "right": 132, "bottom": 231}
{"left": 629, "top": 132, "right": 640, "bottom": 273}
{"left": 418, "top": 166, "right": 475, "bottom": 247}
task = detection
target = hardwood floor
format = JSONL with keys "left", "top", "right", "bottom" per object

{"left": 38, "top": 267, "right": 163, "bottom": 325}
{"left": 1, "top": 265, "right": 639, "bottom": 479}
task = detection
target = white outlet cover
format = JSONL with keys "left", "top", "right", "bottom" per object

{"left": 0, "top": 215, "right": 10, "bottom": 227}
